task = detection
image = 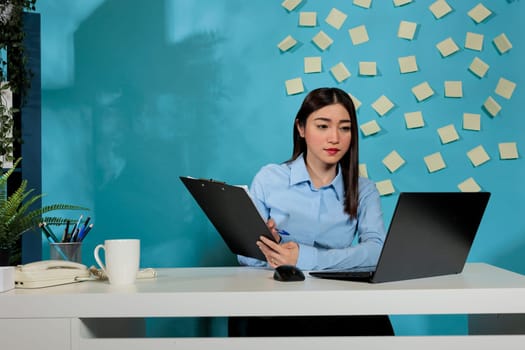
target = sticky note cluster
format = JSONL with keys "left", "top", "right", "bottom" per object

{"left": 277, "top": 0, "right": 518, "bottom": 196}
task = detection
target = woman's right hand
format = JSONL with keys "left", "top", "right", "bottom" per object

{"left": 266, "top": 218, "right": 281, "bottom": 243}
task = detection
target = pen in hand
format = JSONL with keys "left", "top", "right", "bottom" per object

{"left": 277, "top": 229, "right": 290, "bottom": 236}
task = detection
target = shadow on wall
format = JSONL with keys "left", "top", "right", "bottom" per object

{"left": 44, "top": 0, "right": 232, "bottom": 269}
{"left": 44, "top": 0, "right": 235, "bottom": 336}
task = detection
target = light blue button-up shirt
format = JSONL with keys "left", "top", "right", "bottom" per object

{"left": 238, "top": 154, "right": 386, "bottom": 270}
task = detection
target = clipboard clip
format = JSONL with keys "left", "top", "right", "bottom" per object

{"left": 199, "top": 178, "right": 226, "bottom": 184}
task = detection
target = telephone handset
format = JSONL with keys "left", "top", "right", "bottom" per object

{"left": 15, "top": 260, "right": 91, "bottom": 289}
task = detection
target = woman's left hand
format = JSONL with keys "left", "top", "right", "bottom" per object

{"left": 257, "top": 235, "right": 299, "bottom": 268}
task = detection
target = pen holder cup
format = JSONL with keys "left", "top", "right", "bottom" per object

{"left": 49, "top": 242, "right": 82, "bottom": 263}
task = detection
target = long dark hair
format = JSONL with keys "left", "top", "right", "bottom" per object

{"left": 287, "top": 87, "right": 359, "bottom": 218}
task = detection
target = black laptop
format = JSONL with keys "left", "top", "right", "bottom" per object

{"left": 180, "top": 176, "right": 276, "bottom": 261}
{"left": 309, "top": 192, "right": 490, "bottom": 283}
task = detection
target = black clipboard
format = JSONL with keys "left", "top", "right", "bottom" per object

{"left": 180, "top": 176, "right": 276, "bottom": 261}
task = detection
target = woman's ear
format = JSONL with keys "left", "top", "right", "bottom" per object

{"left": 295, "top": 119, "right": 305, "bottom": 138}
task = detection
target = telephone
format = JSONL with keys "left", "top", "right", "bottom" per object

{"left": 15, "top": 260, "right": 91, "bottom": 289}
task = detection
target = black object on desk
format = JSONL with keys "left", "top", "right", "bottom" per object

{"left": 273, "top": 265, "right": 305, "bottom": 282}
{"left": 310, "top": 192, "right": 491, "bottom": 283}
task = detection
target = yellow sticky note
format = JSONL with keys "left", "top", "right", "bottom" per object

{"left": 299, "top": 12, "right": 317, "bottom": 27}
{"left": 394, "top": 0, "right": 413, "bottom": 6}
{"left": 398, "top": 55, "right": 418, "bottom": 74}
{"left": 304, "top": 56, "right": 322, "bottom": 73}
{"left": 429, "top": 0, "right": 452, "bottom": 19}
{"left": 371, "top": 95, "right": 394, "bottom": 116}
{"left": 285, "top": 78, "right": 304, "bottom": 95}
{"left": 330, "top": 62, "right": 351, "bottom": 83}
{"left": 354, "top": 0, "right": 372, "bottom": 9}
{"left": 349, "top": 25, "right": 369, "bottom": 45}
{"left": 348, "top": 93, "right": 362, "bottom": 111}
{"left": 437, "top": 124, "right": 459, "bottom": 144}
{"left": 483, "top": 96, "right": 501, "bottom": 117}
{"left": 445, "top": 81, "right": 463, "bottom": 98}
{"left": 325, "top": 8, "right": 347, "bottom": 30}
{"left": 469, "top": 57, "right": 489, "bottom": 78}
{"left": 412, "top": 81, "right": 434, "bottom": 102}
{"left": 465, "top": 32, "right": 484, "bottom": 51}
{"left": 398, "top": 21, "right": 417, "bottom": 40}
{"left": 493, "top": 33, "right": 512, "bottom": 54}
{"left": 468, "top": 3, "right": 492, "bottom": 24}
{"left": 404, "top": 111, "right": 424, "bottom": 129}
{"left": 312, "top": 31, "right": 333, "bottom": 51}
{"left": 360, "top": 120, "right": 381, "bottom": 136}
{"left": 495, "top": 77, "right": 516, "bottom": 100}
{"left": 424, "top": 152, "right": 446, "bottom": 173}
{"left": 359, "top": 61, "right": 377, "bottom": 76}
{"left": 376, "top": 179, "right": 395, "bottom": 196}
{"left": 382, "top": 150, "right": 405, "bottom": 173}
{"left": 359, "top": 163, "right": 368, "bottom": 178}
{"left": 463, "top": 113, "right": 481, "bottom": 131}
{"left": 499, "top": 142, "right": 519, "bottom": 160}
{"left": 467, "top": 145, "right": 490, "bottom": 167}
{"left": 282, "top": 0, "right": 302, "bottom": 12}
{"left": 277, "top": 35, "right": 297, "bottom": 52}
{"left": 436, "top": 37, "right": 460, "bottom": 57}
{"left": 458, "top": 177, "right": 481, "bottom": 192}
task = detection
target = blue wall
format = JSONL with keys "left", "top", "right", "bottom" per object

{"left": 38, "top": 0, "right": 523, "bottom": 336}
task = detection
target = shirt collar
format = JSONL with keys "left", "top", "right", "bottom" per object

{"left": 289, "top": 154, "right": 344, "bottom": 201}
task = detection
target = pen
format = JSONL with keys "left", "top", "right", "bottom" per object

{"left": 78, "top": 223, "right": 93, "bottom": 242}
{"left": 82, "top": 216, "right": 91, "bottom": 231}
{"left": 62, "top": 220, "right": 70, "bottom": 242}
{"left": 277, "top": 229, "right": 290, "bottom": 236}
{"left": 77, "top": 216, "right": 91, "bottom": 239}
{"left": 41, "top": 222, "right": 60, "bottom": 243}
{"left": 69, "top": 214, "right": 83, "bottom": 242}
{"left": 70, "top": 229, "right": 79, "bottom": 243}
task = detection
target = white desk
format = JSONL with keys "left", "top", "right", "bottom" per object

{"left": 1, "top": 263, "right": 525, "bottom": 349}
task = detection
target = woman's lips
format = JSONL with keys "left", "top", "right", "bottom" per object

{"left": 325, "top": 148, "right": 339, "bottom": 155}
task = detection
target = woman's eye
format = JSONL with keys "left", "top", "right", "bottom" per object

{"left": 316, "top": 124, "right": 328, "bottom": 129}
{"left": 340, "top": 126, "right": 351, "bottom": 132}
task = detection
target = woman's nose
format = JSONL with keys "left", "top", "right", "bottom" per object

{"left": 328, "top": 128, "right": 339, "bottom": 143}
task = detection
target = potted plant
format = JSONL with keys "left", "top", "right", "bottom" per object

{"left": 1, "top": 0, "right": 37, "bottom": 169}
{"left": 0, "top": 158, "right": 87, "bottom": 265}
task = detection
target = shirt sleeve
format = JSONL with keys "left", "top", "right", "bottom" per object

{"left": 295, "top": 179, "right": 386, "bottom": 270}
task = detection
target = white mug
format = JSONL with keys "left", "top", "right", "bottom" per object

{"left": 94, "top": 239, "right": 140, "bottom": 285}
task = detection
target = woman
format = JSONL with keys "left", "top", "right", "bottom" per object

{"left": 229, "top": 87, "right": 394, "bottom": 337}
